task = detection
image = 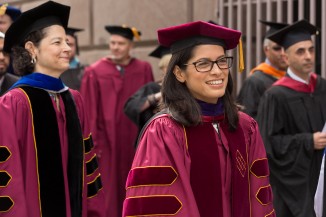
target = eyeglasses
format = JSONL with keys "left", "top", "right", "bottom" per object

{"left": 270, "top": 46, "right": 283, "bottom": 51}
{"left": 184, "top": 56, "right": 233, "bottom": 72}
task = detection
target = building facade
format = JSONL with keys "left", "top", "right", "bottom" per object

{"left": 3, "top": 0, "right": 325, "bottom": 94}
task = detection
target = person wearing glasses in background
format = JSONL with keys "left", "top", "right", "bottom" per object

{"left": 0, "top": 4, "right": 21, "bottom": 75}
{"left": 122, "top": 21, "right": 275, "bottom": 217}
{"left": 0, "top": 4, "right": 21, "bottom": 33}
{"left": 0, "top": 31, "right": 18, "bottom": 96}
{"left": 237, "top": 20, "right": 288, "bottom": 120}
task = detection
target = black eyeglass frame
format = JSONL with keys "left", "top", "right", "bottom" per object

{"left": 269, "top": 46, "right": 283, "bottom": 51}
{"left": 184, "top": 56, "right": 233, "bottom": 72}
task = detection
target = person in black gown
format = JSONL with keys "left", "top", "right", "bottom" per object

{"left": 124, "top": 45, "right": 171, "bottom": 147}
{"left": 237, "top": 20, "right": 288, "bottom": 119}
{"left": 257, "top": 19, "right": 326, "bottom": 217}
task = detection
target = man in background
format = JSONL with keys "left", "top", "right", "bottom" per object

{"left": 0, "top": 4, "right": 21, "bottom": 75}
{"left": 257, "top": 19, "right": 326, "bottom": 217}
{"left": 237, "top": 20, "right": 288, "bottom": 119}
{"left": 0, "top": 31, "right": 18, "bottom": 96}
{"left": 80, "top": 24, "right": 154, "bottom": 217}
{"left": 0, "top": 4, "right": 21, "bottom": 33}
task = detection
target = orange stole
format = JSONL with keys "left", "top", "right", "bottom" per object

{"left": 250, "top": 62, "right": 286, "bottom": 79}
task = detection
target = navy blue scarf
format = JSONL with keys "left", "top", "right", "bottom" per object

{"left": 196, "top": 99, "right": 224, "bottom": 116}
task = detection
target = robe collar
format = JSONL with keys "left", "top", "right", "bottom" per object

{"left": 196, "top": 99, "right": 224, "bottom": 122}
{"left": 11, "top": 72, "right": 68, "bottom": 93}
{"left": 249, "top": 62, "right": 286, "bottom": 79}
{"left": 273, "top": 72, "right": 317, "bottom": 93}
{"left": 287, "top": 68, "right": 310, "bottom": 84}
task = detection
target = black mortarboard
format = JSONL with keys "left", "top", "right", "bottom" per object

{"left": 0, "top": 4, "right": 21, "bottom": 21}
{"left": 149, "top": 45, "right": 170, "bottom": 59}
{"left": 66, "top": 27, "right": 83, "bottom": 36}
{"left": 259, "top": 20, "right": 288, "bottom": 38}
{"left": 105, "top": 25, "right": 142, "bottom": 41}
{"left": 4, "top": 1, "right": 70, "bottom": 53}
{"left": 267, "top": 19, "right": 319, "bottom": 50}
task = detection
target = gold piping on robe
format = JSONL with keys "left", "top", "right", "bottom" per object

{"left": 0, "top": 170, "right": 12, "bottom": 187}
{"left": 0, "top": 146, "right": 11, "bottom": 163}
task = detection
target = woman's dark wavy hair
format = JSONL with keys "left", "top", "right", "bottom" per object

{"left": 11, "top": 29, "right": 45, "bottom": 76}
{"left": 161, "top": 45, "right": 239, "bottom": 131}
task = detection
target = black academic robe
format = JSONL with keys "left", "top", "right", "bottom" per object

{"left": 0, "top": 73, "right": 19, "bottom": 96}
{"left": 237, "top": 71, "right": 277, "bottom": 120}
{"left": 257, "top": 73, "right": 326, "bottom": 217}
{"left": 124, "top": 81, "right": 161, "bottom": 136}
{"left": 60, "top": 66, "right": 85, "bottom": 91}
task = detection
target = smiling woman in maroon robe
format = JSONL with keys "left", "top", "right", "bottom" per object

{"left": 122, "top": 21, "right": 275, "bottom": 217}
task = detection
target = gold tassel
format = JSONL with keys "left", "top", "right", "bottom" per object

{"left": 0, "top": 3, "right": 8, "bottom": 16}
{"left": 238, "top": 38, "right": 245, "bottom": 73}
{"left": 122, "top": 24, "right": 141, "bottom": 41}
{"left": 131, "top": 27, "right": 141, "bottom": 41}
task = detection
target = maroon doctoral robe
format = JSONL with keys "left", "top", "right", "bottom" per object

{"left": 123, "top": 112, "right": 275, "bottom": 217}
{"left": 80, "top": 57, "right": 154, "bottom": 216}
{"left": 0, "top": 88, "right": 105, "bottom": 217}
